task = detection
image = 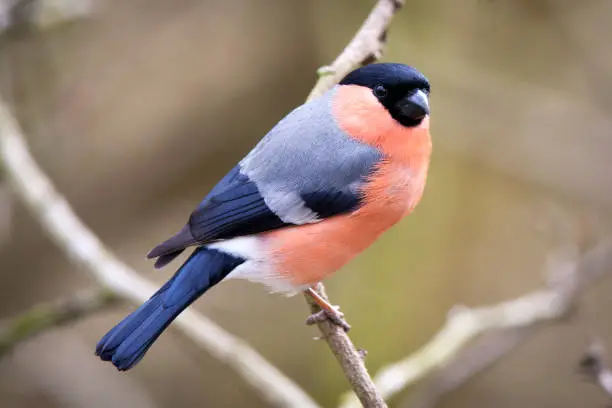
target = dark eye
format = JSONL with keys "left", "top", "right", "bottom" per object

{"left": 373, "top": 85, "right": 387, "bottom": 99}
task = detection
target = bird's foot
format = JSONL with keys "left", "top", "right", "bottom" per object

{"left": 305, "top": 305, "right": 351, "bottom": 332}
{"left": 304, "top": 287, "right": 351, "bottom": 331}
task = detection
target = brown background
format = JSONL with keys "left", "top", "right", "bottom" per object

{"left": 1, "top": 1, "right": 612, "bottom": 407}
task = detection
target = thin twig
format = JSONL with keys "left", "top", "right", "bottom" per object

{"left": 308, "top": 0, "right": 404, "bottom": 101}
{"left": 0, "top": 97, "right": 321, "bottom": 408}
{"left": 302, "top": 1, "right": 406, "bottom": 407}
{"left": 0, "top": 287, "right": 120, "bottom": 357}
{"left": 307, "top": 284, "right": 387, "bottom": 408}
{"left": 340, "top": 238, "right": 612, "bottom": 408}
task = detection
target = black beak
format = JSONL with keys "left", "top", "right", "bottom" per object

{"left": 398, "top": 89, "right": 429, "bottom": 121}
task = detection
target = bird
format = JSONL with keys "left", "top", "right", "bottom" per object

{"left": 96, "top": 62, "right": 432, "bottom": 371}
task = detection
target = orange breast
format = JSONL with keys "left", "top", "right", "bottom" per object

{"left": 264, "top": 84, "right": 432, "bottom": 287}
{"left": 263, "top": 161, "right": 428, "bottom": 287}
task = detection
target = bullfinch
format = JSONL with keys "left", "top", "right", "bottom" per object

{"left": 96, "top": 63, "right": 432, "bottom": 370}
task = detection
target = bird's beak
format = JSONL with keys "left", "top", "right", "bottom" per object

{"left": 398, "top": 89, "right": 429, "bottom": 121}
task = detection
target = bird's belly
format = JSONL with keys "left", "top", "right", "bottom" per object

{"left": 263, "top": 205, "right": 405, "bottom": 287}
{"left": 261, "top": 163, "right": 426, "bottom": 290}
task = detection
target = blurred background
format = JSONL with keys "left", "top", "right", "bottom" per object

{"left": 1, "top": 0, "right": 612, "bottom": 407}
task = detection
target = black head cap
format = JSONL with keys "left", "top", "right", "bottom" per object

{"left": 339, "top": 63, "right": 430, "bottom": 127}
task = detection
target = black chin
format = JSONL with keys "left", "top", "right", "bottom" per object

{"left": 394, "top": 115, "right": 425, "bottom": 127}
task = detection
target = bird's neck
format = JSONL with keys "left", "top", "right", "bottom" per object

{"left": 331, "top": 85, "right": 432, "bottom": 167}
{"left": 386, "top": 117, "right": 432, "bottom": 167}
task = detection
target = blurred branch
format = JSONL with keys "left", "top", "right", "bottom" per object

{"left": 578, "top": 341, "right": 612, "bottom": 399}
{"left": 302, "top": 1, "right": 405, "bottom": 407}
{"left": 0, "top": 96, "right": 321, "bottom": 408}
{"left": 307, "top": 0, "right": 403, "bottom": 101}
{"left": 0, "top": 0, "right": 93, "bottom": 33}
{"left": 402, "top": 329, "right": 529, "bottom": 408}
{"left": 340, "top": 236, "right": 612, "bottom": 408}
{"left": 0, "top": 287, "right": 120, "bottom": 357}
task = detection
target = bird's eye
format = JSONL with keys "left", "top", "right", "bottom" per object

{"left": 373, "top": 85, "right": 387, "bottom": 99}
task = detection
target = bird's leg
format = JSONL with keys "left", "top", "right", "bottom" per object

{"left": 304, "top": 287, "right": 351, "bottom": 331}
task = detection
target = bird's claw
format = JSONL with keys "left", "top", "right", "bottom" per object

{"left": 305, "top": 306, "right": 351, "bottom": 332}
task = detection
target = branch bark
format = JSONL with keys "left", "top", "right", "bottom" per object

{"left": 302, "top": 1, "right": 406, "bottom": 407}
{"left": 339, "top": 237, "right": 612, "bottom": 408}
{"left": 306, "top": 284, "right": 387, "bottom": 408}
{"left": 0, "top": 96, "right": 321, "bottom": 408}
{"left": 0, "top": 287, "right": 120, "bottom": 357}
{"left": 307, "top": 0, "right": 404, "bottom": 101}
{"left": 0, "top": 0, "right": 93, "bottom": 33}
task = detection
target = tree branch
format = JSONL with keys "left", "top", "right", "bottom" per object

{"left": 340, "top": 237, "right": 612, "bottom": 408}
{"left": 302, "top": 1, "right": 406, "bottom": 407}
{"left": 0, "top": 287, "right": 120, "bottom": 357}
{"left": 0, "top": 96, "right": 321, "bottom": 408}
{"left": 402, "top": 328, "right": 531, "bottom": 408}
{"left": 307, "top": 284, "right": 387, "bottom": 408}
{"left": 0, "top": 0, "right": 93, "bottom": 33}
{"left": 307, "top": 0, "right": 404, "bottom": 101}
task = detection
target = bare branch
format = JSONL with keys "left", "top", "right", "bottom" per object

{"left": 306, "top": 284, "right": 387, "bottom": 408}
{"left": 340, "top": 238, "right": 612, "bottom": 408}
{"left": 403, "top": 329, "right": 531, "bottom": 408}
{"left": 307, "top": 0, "right": 404, "bottom": 101}
{"left": 0, "top": 287, "right": 120, "bottom": 357}
{"left": 0, "top": 97, "right": 321, "bottom": 408}
{"left": 0, "top": 0, "right": 94, "bottom": 33}
{"left": 302, "top": 1, "right": 406, "bottom": 407}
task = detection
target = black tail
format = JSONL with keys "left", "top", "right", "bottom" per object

{"left": 96, "top": 248, "right": 243, "bottom": 370}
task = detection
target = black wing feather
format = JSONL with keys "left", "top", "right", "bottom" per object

{"left": 147, "top": 165, "right": 363, "bottom": 268}
{"left": 301, "top": 188, "right": 360, "bottom": 218}
{"left": 147, "top": 167, "right": 286, "bottom": 267}
{"left": 188, "top": 178, "right": 287, "bottom": 241}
